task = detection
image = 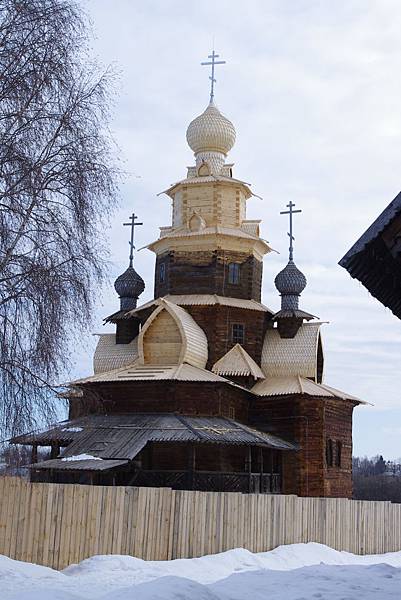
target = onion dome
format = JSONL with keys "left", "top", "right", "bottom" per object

{"left": 186, "top": 102, "right": 236, "bottom": 155}
{"left": 274, "top": 260, "right": 315, "bottom": 338}
{"left": 275, "top": 260, "right": 307, "bottom": 300}
{"left": 114, "top": 266, "right": 145, "bottom": 311}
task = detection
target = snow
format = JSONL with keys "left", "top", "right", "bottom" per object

{"left": 61, "top": 454, "right": 101, "bottom": 462}
{"left": 2, "top": 543, "right": 401, "bottom": 600}
{"left": 61, "top": 427, "right": 83, "bottom": 433}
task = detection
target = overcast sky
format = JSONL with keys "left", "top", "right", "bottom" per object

{"left": 73, "top": 0, "right": 401, "bottom": 459}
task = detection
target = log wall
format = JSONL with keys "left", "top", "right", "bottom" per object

{"left": 154, "top": 250, "right": 263, "bottom": 301}
{"left": 1, "top": 476, "right": 400, "bottom": 570}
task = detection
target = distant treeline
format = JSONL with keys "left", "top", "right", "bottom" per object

{"left": 353, "top": 456, "right": 401, "bottom": 503}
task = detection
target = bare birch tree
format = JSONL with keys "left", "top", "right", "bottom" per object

{"left": 0, "top": 0, "right": 118, "bottom": 436}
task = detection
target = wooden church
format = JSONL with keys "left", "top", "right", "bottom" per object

{"left": 13, "top": 55, "right": 365, "bottom": 498}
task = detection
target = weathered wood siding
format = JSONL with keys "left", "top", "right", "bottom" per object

{"left": 0, "top": 476, "right": 400, "bottom": 570}
{"left": 154, "top": 250, "right": 263, "bottom": 301}
{"left": 185, "top": 304, "right": 268, "bottom": 368}
{"left": 249, "top": 397, "right": 355, "bottom": 498}
{"left": 70, "top": 381, "right": 250, "bottom": 423}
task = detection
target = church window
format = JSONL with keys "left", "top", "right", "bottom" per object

{"left": 326, "top": 438, "right": 334, "bottom": 467}
{"left": 335, "top": 441, "right": 342, "bottom": 468}
{"left": 232, "top": 323, "right": 245, "bottom": 344}
{"left": 228, "top": 262, "right": 240, "bottom": 284}
{"left": 159, "top": 263, "right": 166, "bottom": 283}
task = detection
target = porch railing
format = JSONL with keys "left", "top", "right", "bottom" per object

{"left": 130, "top": 469, "right": 281, "bottom": 494}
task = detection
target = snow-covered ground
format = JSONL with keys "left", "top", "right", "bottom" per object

{"left": 2, "top": 542, "right": 401, "bottom": 600}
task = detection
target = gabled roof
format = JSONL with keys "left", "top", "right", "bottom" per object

{"left": 212, "top": 344, "right": 265, "bottom": 379}
{"left": 93, "top": 334, "right": 138, "bottom": 374}
{"left": 129, "top": 294, "right": 273, "bottom": 316}
{"left": 340, "top": 191, "right": 401, "bottom": 259}
{"left": 261, "top": 323, "right": 323, "bottom": 381}
{"left": 251, "top": 375, "right": 365, "bottom": 403}
{"left": 339, "top": 191, "right": 401, "bottom": 319}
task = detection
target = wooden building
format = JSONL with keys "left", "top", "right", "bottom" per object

{"left": 340, "top": 191, "right": 401, "bottom": 319}
{"left": 13, "top": 82, "right": 366, "bottom": 498}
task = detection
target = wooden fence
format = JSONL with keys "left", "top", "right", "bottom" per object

{"left": 0, "top": 476, "right": 401, "bottom": 569}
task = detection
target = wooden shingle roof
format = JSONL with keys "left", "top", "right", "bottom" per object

{"left": 252, "top": 375, "right": 364, "bottom": 403}
{"left": 212, "top": 344, "right": 265, "bottom": 379}
{"left": 261, "top": 323, "right": 324, "bottom": 382}
{"left": 93, "top": 334, "right": 138, "bottom": 374}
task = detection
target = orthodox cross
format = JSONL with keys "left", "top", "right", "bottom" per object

{"left": 280, "top": 201, "right": 302, "bottom": 262}
{"left": 123, "top": 213, "right": 143, "bottom": 267}
{"left": 201, "top": 50, "right": 226, "bottom": 103}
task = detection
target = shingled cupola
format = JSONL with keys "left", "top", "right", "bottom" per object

{"left": 110, "top": 212, "right": 145, "bottom": 344}
{"left": 186, "top": 101, "right": 236, "bottom": 176}
{"left": 274, "top": 202, "right": 315, "bottom": 338}
{"left": 114, "top": 266, "right": 145, "bottom": 311}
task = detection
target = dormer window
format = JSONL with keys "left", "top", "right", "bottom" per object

{"left": 228, "top": 262, "right": 240, "bottom": 285}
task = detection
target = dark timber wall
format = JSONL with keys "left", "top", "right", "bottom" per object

{"left": 69, "top": 381, "right": 250, "bottom": 423}
{"left": 249, "top": 396, "right": 356, "bottom": 499}
{"left": 154, "top": 250, "right": 263, "bottom": 301}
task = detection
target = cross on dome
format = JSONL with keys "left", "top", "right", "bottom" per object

{"left": 114, "top": 212, "right": 145, "bottom": 311}
{"left": 186, "top": 50, "right": 235, "bottom": 174}
{"left": 123, "top": 212, "right": 143, "bottom": 268}
{"left": 201, "top": 50, "right": 226, "bottom": 103}
{"left": 280, "top": 201, "right": 302, "bottom": 262}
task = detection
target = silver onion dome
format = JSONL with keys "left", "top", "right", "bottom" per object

{"left": 275, "top": 260, "right": 307, "bottom": 299}
{"left": 114, "top": 266, "right": 145, "bottom": 311}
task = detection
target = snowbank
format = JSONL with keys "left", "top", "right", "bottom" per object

{"left": 2, "top": 543, "right": 401, "bottom": 600}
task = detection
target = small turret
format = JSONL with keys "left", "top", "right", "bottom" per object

{"left": 112, "top": 212, "right": 145, "bottom": 344}
{"left": 186, "top": 101, "right": 236, "bottom": 175}
{"left": 114, "top": 266, "right": 145, "bottom": 311}
{"left": 274, "top": 202, "right": 315, "bottom": 338}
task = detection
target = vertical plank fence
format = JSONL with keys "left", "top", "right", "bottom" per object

{"left": 1, "top": 476, "right": 400, "bottom": 569}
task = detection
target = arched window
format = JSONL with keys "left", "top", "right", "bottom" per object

{"left": 228, "top": 263, "right": 240, "bottom": 285}
{"left": 197, "top": 162, "right": 210, "bottom": 176}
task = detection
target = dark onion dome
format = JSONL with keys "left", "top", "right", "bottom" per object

{"left": 114, "top": 266, "right": 145, "bottom": 311}
{"left": 274, "top": 260, "right": 307, "bottom": 297}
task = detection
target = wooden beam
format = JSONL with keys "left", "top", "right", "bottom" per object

{"left": 188, "top": 444, "right": 196, "bottom": 489}
{"left": 247, "top": 447, "right": 252, "bottom": 493}
{"left": 259, "top": 447, "right": 263, "bottom": 494}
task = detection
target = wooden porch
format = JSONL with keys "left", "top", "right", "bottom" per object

{"left": 129, "top": 469, "right": 282, "bottom": 493}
